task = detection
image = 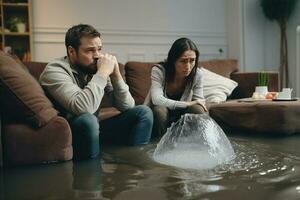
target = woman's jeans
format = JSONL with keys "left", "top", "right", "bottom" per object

{"left": 70, "top": 105, "right": 153, "bottom": 160}
{"left": 151, "top": 104, "right": 207, "bottom": 138}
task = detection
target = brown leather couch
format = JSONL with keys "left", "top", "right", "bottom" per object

{"left": 0, "top": 52, "right": 279, "bottom": 166}
{"left": 0, "top": 52, "right": 73, "bottom": 166}
{"left": 124, "top": 60, "right": 279, "bottom": 105}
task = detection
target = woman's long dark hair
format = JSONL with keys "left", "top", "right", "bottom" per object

{"left": 163, "top": 37, "right": 200, "bottom": 89}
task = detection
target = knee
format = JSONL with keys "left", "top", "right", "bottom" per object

{"left": 71, "top": 113, "right": 99, "bottom": 136}
{"left": 152, "top": 105, "right": 168, "bottom": 120}
{"left": 134, "top": 105, "right": 153, "bottom": 123}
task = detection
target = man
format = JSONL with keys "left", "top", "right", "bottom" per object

{"left": 40, "top": 24, "right": 153, "bottom": 160}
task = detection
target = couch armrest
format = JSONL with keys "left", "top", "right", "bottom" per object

{"left": 230, "top": 72, "right": 279, "bottom": 99}
{"left": 3, "top": 116, "right": 72, "bottom": 166}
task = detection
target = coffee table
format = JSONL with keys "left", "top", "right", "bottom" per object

{"left": 209, "top": 99, "right": 300, "bottom": 135}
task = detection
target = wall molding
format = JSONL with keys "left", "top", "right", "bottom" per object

{"left": 33, "top": 27, "right": 227, "bottom": 47}
{"left": 34, "top": 39, "right": 227, "bottom": 47}
{"left": 33, "top": 26, "right": 226, "bottom": 38}
{"left": 33, "top": 26, "right": 228, "bottom": 62}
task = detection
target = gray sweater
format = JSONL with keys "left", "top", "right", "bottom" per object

{"left": 39, "top": 57, "right": 134, "bottom": 117}
{"left": 144, "top": 64, "right": 204, "bottom": 110}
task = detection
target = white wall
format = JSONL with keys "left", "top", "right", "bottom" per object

{"left": 242, "top": 0, "right": 266, "bottom": 72}
{"left": 227, "top": 0, "right": 271, "bottom": 72}
{"left": 31, "top": 0, "right": 227, "bottom": 63}
{"left": 226, "top": 0, "right": 244, "bottom": 70}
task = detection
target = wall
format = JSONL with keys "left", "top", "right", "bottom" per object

{"left": 227, "top": 0, "right": 271, "bottom": 72}
{"left": 226, "top": 0, "right": 244, "bottom": 70}
{"left": 242, "top": 0, "right": 266, "bottom": 72}
{"left": 31, "top": 0, "right": 227, "bottom": 63}
{"left": 227, "top": 0, "right": 300, "bottom": 96}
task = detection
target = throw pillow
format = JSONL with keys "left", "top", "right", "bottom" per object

{"left": 0, "top": 51, "right": 58, "bottom": 127}
{"left": 201, "top": 68, "right": 238, "bottom": 103}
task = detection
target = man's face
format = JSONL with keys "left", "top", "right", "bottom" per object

{"left": 69, "top": 36, "right": 102, "bottom": 74}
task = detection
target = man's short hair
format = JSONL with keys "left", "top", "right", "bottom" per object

{"left": 65, "top": 24, "right": 101, "bottom": 53}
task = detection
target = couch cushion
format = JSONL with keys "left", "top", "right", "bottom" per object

{"left": 201, "top": 68, "right": 238, "bottom": 103}
{"left": 23, "top": 61, "right": 48, "bottom": 81}
{"left": 199, "top": 59, "right": 239, "bottom": 78}
{"left": 125, "top": 62, "right": 155, "bottom": 105}
{"left": 0, "top": 51, "right": 58, "bottom": 127}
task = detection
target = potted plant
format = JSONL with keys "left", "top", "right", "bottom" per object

{"left": 6, "top": 16, "right": 26, "bottom": 32}
{"left": 255, "top": 71, "right": 269, "bottom": 96}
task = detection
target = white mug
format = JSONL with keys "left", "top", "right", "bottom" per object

{"left": 282, "top": 88, "right": 293, "bottom": 94}
{"left": 277, "top": 88, "right": 293, "bottom": 99}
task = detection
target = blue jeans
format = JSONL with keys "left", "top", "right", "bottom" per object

{"left": 100, "top": 105, "right": 153, "bottom": 145}
{"left": 70, "top": 113, "right": 100, "bottom": 160}
{"left": 70, "top": 105, "right": 153, "bottom": 160}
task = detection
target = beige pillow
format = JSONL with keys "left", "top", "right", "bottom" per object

{"left": 201, "top": 68, "right": 238, "bottom": 103}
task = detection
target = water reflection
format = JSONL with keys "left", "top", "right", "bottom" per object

{"left": 1, "top": 135, "right": 300, "bottom": 200}
{"left": 72, "top": 159, "right": 107, "bottom": 199}
{"left": 171, "top": 169, "right": 227, "bottom": 198}
{"left": 0, "top": 161, "right": 73, "bottom": 200}
{"left": 150, "top": 137, "right": 300, "bottom": 199}
{"left": 0, "top": 159, "right": 108, "bottom": 200}
{"left": 100, "top": 148, "right": 169, "bottom": 200}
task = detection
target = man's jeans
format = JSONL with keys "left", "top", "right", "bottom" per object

{"left": 70, "top": 105, "right": 153, "bottom": 160}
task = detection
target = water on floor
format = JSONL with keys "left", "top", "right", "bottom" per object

{"left": 1, "top": 134, "right": 300, "bottom": 200}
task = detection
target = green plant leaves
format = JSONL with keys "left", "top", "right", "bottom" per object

{"left": 258, "top": 72, "right": 269, "bottom": 86}
{"left": 260, "top": 0, "right": 299, "bottom": 21}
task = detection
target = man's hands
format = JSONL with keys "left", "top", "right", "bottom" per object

{"left": 110, "top": 60, "right": 122, "bottom": 81}
{"left": 96, "top": 53, "right": 115, "bottom": 77}
{"left": 96, "top": 53, "right": 122, "bottom": 80}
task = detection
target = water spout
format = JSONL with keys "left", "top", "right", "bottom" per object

{"left": 153, "top": 114, "right": 235, "bottom": 170}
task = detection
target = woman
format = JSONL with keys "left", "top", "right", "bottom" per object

{"left": 145, "top": 37, "right": 207, "bottom": 137}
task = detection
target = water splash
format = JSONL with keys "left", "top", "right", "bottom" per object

{"left": 153, "top": 114, "right": 235, "bottom": 169}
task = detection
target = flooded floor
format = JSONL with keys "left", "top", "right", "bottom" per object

{"left": 1, "top": 133, "right": 300, "bottom": 200}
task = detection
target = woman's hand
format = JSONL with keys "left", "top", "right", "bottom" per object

{"left": 185, "top": 100, "right": 208, "bottom": 112}
{"left": 185, "top": 100, "right": 197, "bottom": 107}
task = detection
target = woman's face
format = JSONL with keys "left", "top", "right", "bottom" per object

{"left": 175, "top": 50, "right": 196, "bottom": 78}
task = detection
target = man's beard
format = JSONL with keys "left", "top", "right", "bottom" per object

{"left": 75, "top": 59, "right": 98, "bottom": 74}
